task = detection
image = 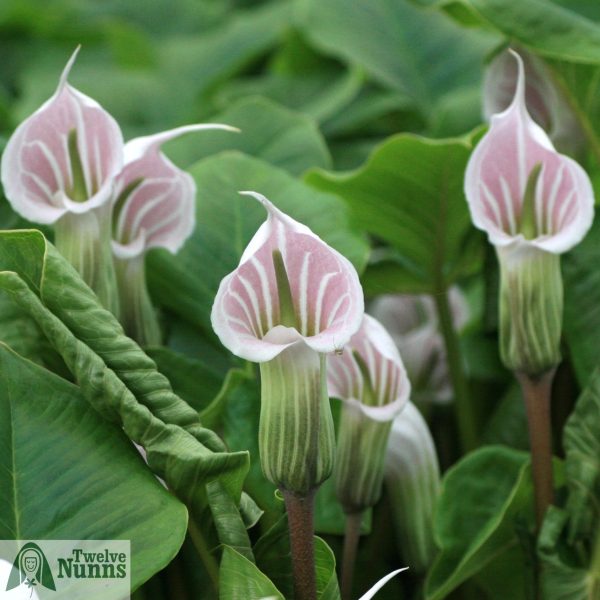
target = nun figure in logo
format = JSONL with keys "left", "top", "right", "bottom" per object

{"left": 5, "top": 542, "right": 55, "bottom": 596}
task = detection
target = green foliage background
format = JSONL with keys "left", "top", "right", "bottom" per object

{"left": 0, "top": 0, "right": 599, "bottom": 599}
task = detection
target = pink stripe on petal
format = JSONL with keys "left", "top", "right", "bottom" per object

{"left": 466, "top": 50, "right": 594, "bottom": 254}
{"left": 211, "top": 192, "right": 364, "bottom": 362}
{"left": 113, "top": 124, "right": 236, "bottom": 259}
{"left": 327, "top": 315, "right": 410, "bottom": 420}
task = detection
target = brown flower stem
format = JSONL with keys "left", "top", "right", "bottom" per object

{"left": 283, "top": 489, "right": 317, "bottom": 600}
{"left": 341, "top": 512, "right": 362, "bottom": 600}
{"left": 517, "top": 370, "right": 555, "bottom": 531}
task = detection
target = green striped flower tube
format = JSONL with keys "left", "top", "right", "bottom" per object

{"left": 328, "top": 314, "right": 410, "bottom": 514}
{"left": 211, "top": 191, "right": 364, "bottom": 494}
{"left": 465, "top": 50, "right": 594, "bottom": 377}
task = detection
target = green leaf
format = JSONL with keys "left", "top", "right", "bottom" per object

{"left": 315, "top": 537, "right": 341, "bottom": 600}
{"left": 481, "top": 384, "right": 529, "bottom": 451}
{"left": 207, "top": 480, "right": 254, "bottom": 562}
{"left": 562, "top": 367, "right": 600, "bottom": 541}
{"left": 14, "top": 2, "right": 294, "bottom": 136}
{"left": 164, "top": 96, "right": 332, "bottom": 175}
{"left": 219, "top": 545, "right": 284, "bottom": 600}
{"left": 307, "top": 133, "right": 483, "bottom": 293}
{"left": 563, "top": 217, "right": 600, "bottom": 388}
{"left": 0, "top": 289, "right": 57, "bottom": 368}
{"left": 147, "top": 152, "right": 369, "bottom": 336}
{"left": 425, "top": 446, "right": 534, "bottom": 600}
{"left": 253, "top": 524, "right": 342, "bottom": 600}
{"left": 0, "top": 230, "right": 250, "bottom": 544}
{"left": 147, "top": 346, "right": 223, "bottom": 413}
{"left": 296, "top": 0, "right": 497, "bottom": 119}
{"left": 0, "top": 343, "right": 188, "bottom": 591}
{"left": 464, "top": 0, "right": 600, "bottom": 64}
{"left": 254, "top": 514, "right": 294, "bottom": 599}
{"left": 538, "top": 507, "right": 599, "bottom": 600}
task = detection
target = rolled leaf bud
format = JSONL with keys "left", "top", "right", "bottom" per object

{"left": 483, "top": 48, "right": 583, "bottom": 156}
{"left": 370, "top": 288, "right": 469, "bottom": 404}
{"left": 328, "top": 315, "right": 410, "bottom": 514}
{"left": 1, "top": 48, "right": 123, "bottom": 314}
{"left": 385, "top": 401, "right": 440, "bottom": 573}
{"left": 212, "top": 192, "right": 364, "bottom": 494}
{"left": 112, "top": 124, "right": 237, "bottom": 346}
{"left": 465, "top": 50, "right": 594, "bottom": 377}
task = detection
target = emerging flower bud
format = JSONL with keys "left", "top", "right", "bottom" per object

{"left": 465, "top": 50, "right": 594, "bottom": 376}
{"left": 112, "top": 124, "right": 237, "bottom": 345}
{"left": 212, "top": 192, "right": 364, "bottom": 494}
{"left": 385, "top": 401, "right": 440, "bottom": 573}
{"left": 369, "top": 288, "right": 469, "bottom": 404}
{"left": 483, "top": 48, "right": 583, "bottom": 156}
{"left": 1, "top": 48, "right": 124, "bottom": 314}
{"left": 328, "top": 315, "right": 410, "bottom": 514}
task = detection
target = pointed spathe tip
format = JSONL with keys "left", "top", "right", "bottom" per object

{"left": 507, "top": 48, "right": 526, "bottom": 111}
{"left": 58, "top": 45, "right": 81, "bottom": 92}
{"left": 239, "top": 190, "right": 281, "bottom": 221}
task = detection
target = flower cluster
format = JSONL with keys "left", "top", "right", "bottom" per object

{"left": 1, "top": 48, "right": 235, "bottom": 342}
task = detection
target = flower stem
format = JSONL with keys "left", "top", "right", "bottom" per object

{"left": 283, "top": 489, "right": 317, "bottom": 600}
{"left": 114, "top": 254, "right": 162, "bottom": 346}
{"left": 341, "top": 511, "right": 362, "bottom": 600}
{"left": 434, "top": 287, "right": 477, "bottom": 452}
{"left": 54, "top": 203, "right": 120, "bottom": 318}
{"left": 516, "top": 370, "right": 555, "bottom": 531}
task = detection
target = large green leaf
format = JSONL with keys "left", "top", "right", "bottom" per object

{"left": 314, "top": 537, "right": 341, "bottom": 600}
{"left": 14, "top": 2, "right": 293, "bottom": 136}
{"left": 306, "top": 133, "right": 482, "bottom": 294}
{"left": 296, "top": 0, "right": 496, "bottom": 121}
{"left": 563, "top": 217, "right": 600, "bottom": 388}
{"left": 425, "top": 446, "right": 534, "bottom": 600}
{"left": 538, "top": 507, "right": 599, "bottom": 600}
{"left": 148, "top": 151, "right": 369, "bottom": 335}
{"left": 0, "top": 231, "right": 251, "bottom": 548}
{"left": 0, "top": 343, "right": 188, "bottom": 592}
{"left": 219, "top": 545, "right": 284, "bottom": 600}
{"left": 562, "top": 367, "right": 600, "bottom": 541}
{"left": 164, "top": 96, "right": 331, "bottom": 175}
{"left": 463, "top": 0, "right": 600, "bottom": 63}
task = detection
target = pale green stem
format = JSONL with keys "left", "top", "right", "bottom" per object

{"left": 54, "top": 203, "right": 120, "bottom": 318}
{"left": 114, "top": 253, "right": 162, "bottom": 346}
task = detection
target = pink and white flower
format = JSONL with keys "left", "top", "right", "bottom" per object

{"left": 328, "top": 314, "right": 410, "bottom": 421}
{"left": 211, "top": 191, "right": 364, "bottom": 493}
{"left": 1, "top": 48, "right": 123, "bottom": 224}
{"left": 466, "top": 50, "right": 594, "bottom": 255}
{"left": 112, "top": 124, "right": 237, "bottom": 260}
{"left": 328, "top": 314, "right": 410, "bottom": 513}
{"left": 211, "top": 191, "right": 364, "bottom": 363}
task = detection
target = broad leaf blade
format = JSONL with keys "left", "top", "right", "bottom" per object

{"left": 307, "top": 133, "right": 482, "bottom": 293}
{"left": 0, "top": 343, "right": 188, "bottom": 591}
